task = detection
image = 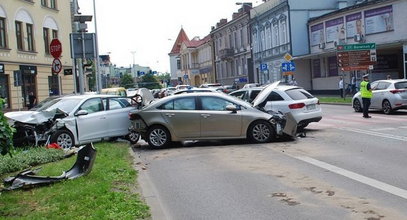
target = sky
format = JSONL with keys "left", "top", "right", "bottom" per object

{"left": 78, "top": 0, "right": 260, "bottom": 73}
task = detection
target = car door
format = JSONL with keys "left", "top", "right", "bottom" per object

{"left": 158, "top": 97, "right": 200, "bottom": 138}
{"left": 75, "top": 98, "right": 107, "bottom": 142}
{"left": 199, "top": 96, "right": 242, "bottom": 137}
{"left": 371, "top": 82, "right": 389, "bottom": 108}
{"left": 103, "top": 97, "right": 131, "bottom": 137}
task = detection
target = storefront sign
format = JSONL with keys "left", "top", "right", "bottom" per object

{"left": 310, "top": 23, "right": 324, "bottom": 46}
{"left": 325, "top": 17, "right": 344, "bottom": 42}
{"left": 19, "top": 65, "right": 37, "bottom": 75}
{"left": 346, "top": 12, "right": 363, "bottom": 38}
{"left": 364, "top": 5, "right": 393, "bottom": 34}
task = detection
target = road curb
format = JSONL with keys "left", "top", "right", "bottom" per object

{"left": 320, "top": 102, "right": 352, "bottom": 106}
{"left": 129, "top": 146, "right": 168, "bottom": 220}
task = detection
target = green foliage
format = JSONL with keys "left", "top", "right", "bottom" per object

{"left": 120, "top": 73, "right": 134, "bottom": 89}
{"left": 140, "top": 74, "right": 161, "bottom": 89}
{"left": 0, "top": 142, "right": 150, "bottom": 219}
{"left": 0, "top": 98, "right": 15, "bottom": 156}
{"left": 0, "top": 147, "right": 65, "bottom": 176}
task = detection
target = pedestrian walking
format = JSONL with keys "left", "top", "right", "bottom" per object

{"left": 28, "top": 91, "right": 37, "bottom": 109}
{"left": 338, "top": 77, "right": 344, "bottom": 98}
{"left": 387, "top": 75, "right": 392, "bottom": 80}
{"left": 360, "top": 74, "right": 372, "bottom": 118}
{"left": 351, "top": 74, "right": 356, "bottom": 94}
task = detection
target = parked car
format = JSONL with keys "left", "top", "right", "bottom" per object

{"left": 173, "top": 87, "right": 220, "bottom": 95}
{"left": 252, "top": 82, "right": 322, "bottom": 129}
{"left": 352, "top": 79, "right": 407, "bottom": 114}
{"left": 229, "top": 87, "right": 263, "bottom": 103}
{"left": 199, "top": 83, "right": 223, "bottom": 88}
{"left": 128, "top": 92, "right": 297, "bottom": 148}
{"left": 5, "top": 95, "right": 140, "bottom": 149}
{"left": 243, "top": 83, "right": 262, "bottom": 88}
{"left": 222, "top": 85, "right": 238, "bottom": 94}
{"left": 100, "top": 87, "right": 127, "bottom": 97}
{"left": 175, "top": 85, "right": 191, "bottom": 90}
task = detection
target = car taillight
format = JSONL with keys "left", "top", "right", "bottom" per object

{"left": 390, "top": 89, "right": 405, "bottom": 94}
{"left": 288, "top": 103, "right": 305, "bottom": 109}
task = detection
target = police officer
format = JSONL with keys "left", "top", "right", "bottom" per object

{"left": 360, "top": 74, "right": 372, "bottom": 118}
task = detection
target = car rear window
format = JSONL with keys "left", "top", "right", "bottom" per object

{"left": 395, "top": 81, "right": 407, "bottom": 89}
{"left": 285, "top": 89, "right": 314, "bottom": 100}
{"left": 249, "top": 90, "right": 261, "bottom": 102}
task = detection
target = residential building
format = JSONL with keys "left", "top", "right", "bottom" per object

{"left": 179, "top": 35, "right": 213, "bottom": 86}
{"left": 0, "top": 0, "right": 74, "bottom": 110}
{"left": 211, "top": 4, "right": 253, "bottom": 88}
{"left": 169, "top": 28, "right": 189, "bottom": 86}
{"left": 303, "top": 0, "right": 407, "bottom": 94}
{"left": 250, "top": 0, "right": 356, "bottom": 88}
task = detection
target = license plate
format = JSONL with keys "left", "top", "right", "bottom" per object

{"left": 306, "top": 104, "right": 316, "bottom": 110}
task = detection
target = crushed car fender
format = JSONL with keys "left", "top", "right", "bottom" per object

{"left": 1, "top": 143, "right": 96, "bottom": 191}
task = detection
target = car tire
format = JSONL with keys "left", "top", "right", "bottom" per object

{"left": 248, "top": 120, "right": 275, "bottom": 143}
{"left": 353, "top": 99, "right": 363, "bottom": 112}
{"left": 127, "top": 131, "right": 140, "bottom": 144}
{"left": 50, "top": 130, "right": 75, "bottom": 149}
{"left": 146, "top": 125, "right": 171, "bottom": 148}
{"left": 382, "top": 100, "right": 393, "bottom": 115}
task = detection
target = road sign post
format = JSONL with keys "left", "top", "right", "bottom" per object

{"left": 52, "top": 58, "right": 62, "bottom": 74}
{"left": 336, "top": 43, "right": 376, "bottom": 71}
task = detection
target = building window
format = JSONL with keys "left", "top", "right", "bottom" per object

{"left": 0, "top": 17, "right": 6, "bottom": 48}
{"left": 280, "top": 20, "right": 287, "bottom": 44}
{"left": 15, "top": 21, "right": 24, "bottom": 51}
{"left": 26, "top": 24, "right": 34, "bottom": 52}
{"left": 52, "top": 29, "right": 58, "bottom": 39}
{"left": 41, "top": 0, "right": 48, "bottom": 7}
{"left": 234, "top": 32, "right": 238, "bottom": 49}
{"left": 50, "top": 0, "right": 57, "bottom": 9}
{"left": 240, "top": 29, "right": 244, "bottom": 48}
{"left": 272, "top": 23, "right": 279, "bottom": 47}
{"left": 43, "top": 28, "right": 50, "bottom": 54}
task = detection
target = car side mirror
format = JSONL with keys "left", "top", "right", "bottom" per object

{"left": 225, "top": 104, "right": 237, "bottom": 113}
{"left": 75, "top": 109, "right": 88, "bottom": 116}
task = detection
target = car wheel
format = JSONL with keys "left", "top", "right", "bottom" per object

{"left": 248, "top": 120, "right": 275, "bottom": 143}
{"left": 382, "top": 100, "right": 393, "bottom": 115}
{"left": 127, "top": 131, "right": 140, "bottom": 144}
{"left": 50, "top": 130, "right": 75, "bottom": 149}
{"left": 353, "top": 99, "right": 363, "bottom": 112}
{"left": 146, "top": 125, "right": 171, "bottom": 148}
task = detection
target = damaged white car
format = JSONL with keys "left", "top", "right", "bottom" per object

{"left": 5, "top": 94, "right": 140, "bottom": 149}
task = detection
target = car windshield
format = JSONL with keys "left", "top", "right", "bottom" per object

{"left": 285, "top": 88, "right": 314, "bottom": 100}
{"left": 35, "top": 98, "right": 82, "bottom": 113}
{"left": 395, "top": 81, "right": 407, "bottom": 89}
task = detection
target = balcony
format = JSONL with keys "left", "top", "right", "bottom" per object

{"left": 219, "top": 48, "right": 234, "bottom": 60}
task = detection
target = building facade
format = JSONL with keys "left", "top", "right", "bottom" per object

{"left": 250, "top": 0, "right": 356, "bottom": 88}
{"left": 179, "top": 35, "right": 213, "bottom": 86}
{"left": 168, "top": 28, "right": 189, "bottom": 86}
{"left": 211, "top": 4, "right": 253, "bottom": 88}
{"left": 304, "top": 0, "right": 406, "bottom": 94}
{"left": 0, "top": 0, "right": 74, "bottom": 110}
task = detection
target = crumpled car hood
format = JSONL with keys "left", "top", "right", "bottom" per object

{"left": 5, "top": 109, "right": 67, "bottom": 124}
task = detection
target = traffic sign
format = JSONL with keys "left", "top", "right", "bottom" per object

{"left": 52, "top": 58, "right": 62, "bottom": 74}
{"left": 260, "top": 63, "right": 268, "bottom": 71}
{"left": 337, "top": 43, "right": 375, "bottom": 51}
{"left": 284, "top": 53, "right": 293, "bottom": 61}
{"left": 50, "top": 39, "right": 62, "bottom": 58}
{"left": 282, "top": 62, "right": 296, "bottom": 72}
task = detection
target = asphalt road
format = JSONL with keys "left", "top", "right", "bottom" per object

{"left": 132, "top": 104, "right": 407, "bottom": 220}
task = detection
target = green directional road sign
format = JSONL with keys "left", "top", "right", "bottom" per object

{"left": 337, "top": 43, "right": 376, "bottom": 51}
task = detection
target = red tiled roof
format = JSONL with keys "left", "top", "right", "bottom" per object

{"left": 169, "top": 28, "right": 189, "bottom": 55}
{"left": 184, "top": 35, "right": 211, "bottom": 48}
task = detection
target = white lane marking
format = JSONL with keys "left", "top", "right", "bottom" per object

{"left": 295, "top": 156, "right": 407, "bottom": 200}
{"left": 370, "top": 127, "right": 396, "bottom": 131}
{"left": 339, "top": 127, "right": 407, "bottom": 142}
{"left": 399, "top": 126, "right": 407, "bottom": 129}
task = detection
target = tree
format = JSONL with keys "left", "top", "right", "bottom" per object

{"left": 120, "top": 73, "right": 134, "bottom": 89}
{"left": 0, "top": 98, "right": 15, "bottom": 156}
{"left": 140, "top": 74, "right": 161, "bottom": 90}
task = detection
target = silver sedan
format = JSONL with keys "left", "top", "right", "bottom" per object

{"left": 352, "top": 79, "right": 407, "bottom": 114}
{"left": 129, "top": 92, "right": 289, "bottom": 148}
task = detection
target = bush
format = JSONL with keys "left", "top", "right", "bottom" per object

{"left": 0, "top": 98, "right": 15, "bottom": 156}
{"left": 0, "top": 147, "right": 65, "bottom": 176}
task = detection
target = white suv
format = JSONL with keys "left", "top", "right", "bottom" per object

{"left": 253, "top": 82, "right": 322, "bottom": 129}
